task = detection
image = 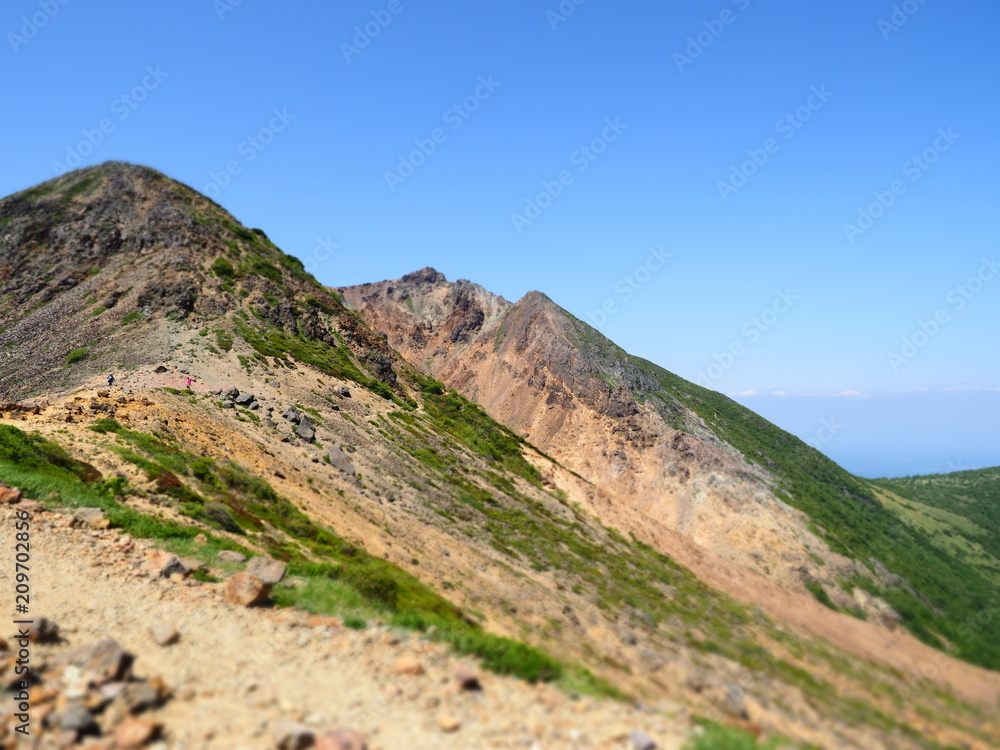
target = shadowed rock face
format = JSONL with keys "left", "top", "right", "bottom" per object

{"left": 339, "top": 271, "right": 862, "bottom": 593}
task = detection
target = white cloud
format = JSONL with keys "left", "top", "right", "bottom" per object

{"left": 802, "top": 389, "right": 870, "bottom": 398}
{"left": 730, "top": 389, "right": 788, "bottom": 398}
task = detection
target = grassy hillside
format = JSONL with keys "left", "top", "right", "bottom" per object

{"left": 621, "top": 353, "right": 1000, "bottom": 671}
{"left": 0, "top": 422, "right": 574, "bottom": 685}
{"left": 871, "top": 468, "right": 1000, "bottom": 586}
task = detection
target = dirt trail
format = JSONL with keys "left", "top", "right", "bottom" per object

{"left": 1, "top": 504, "right": 691, "bottom": 750}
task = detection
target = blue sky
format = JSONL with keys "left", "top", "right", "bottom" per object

{"left": 2, "top": 0, "right": 997, "bottom": 476}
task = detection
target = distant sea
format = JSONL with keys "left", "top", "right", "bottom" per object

{"left": 730, "top": 390, "right": 1000, "bottom": 479}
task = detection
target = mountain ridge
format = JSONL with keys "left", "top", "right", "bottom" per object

{"left": 341, "top": 265, "right": 1000, "bottom": 672}
{"left": 2, "top": 162, "right": 998, "bottom": 749}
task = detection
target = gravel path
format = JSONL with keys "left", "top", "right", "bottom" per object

{"left": 1, "top": 504, "right": 688, "bottom": 750}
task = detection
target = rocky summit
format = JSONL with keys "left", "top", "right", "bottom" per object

{"left": 1, "top": 162, "right": 998, "bottom": 749}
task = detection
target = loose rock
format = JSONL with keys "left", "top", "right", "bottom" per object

{"left": 437, "top": 715, "right": 461, "bottom": 733}
{"left": 273, "top": 721, "right": 315, "bottom": 750}
{"left": 394, "top": 656, "right": 425, "bottom": 677}
{"left": 217, "top": 550, "right": 247, "bottom": 564}
{"left": 629, "top": 730, "right": 657, "bottom": 750}
{"left": 296, "top": 416, "right": 316, "bottom": 442}
{"left": 70, "top": 507, "right": 110, "bottom": 530}
{"left": 246, "top": 556, "right": 287, "bottom": 584}
{"left": 224, "top": 573, "right": 272, "bottom": 606}
{"left": 453, "top": 663, "right": 482, "bottom": 692}
{"left": 0, "top": 485, "right": 24, "bottom": 504}
{"left": 114, "top": 717, "right": 162, "bottom": 749}
{"left": 315, "top": 729, "right": 367, "bottom": 750}
{"left": 56, "top": 639, "right": 134, "bottom": 686}
{"left": 150, "top": 622, "right": 180, "bottom": 647}
{"left": 27, "top": 616, "right": 60, "bottom": 643}
{"left": 327, "top": 446, "right": 356, "bottom": 476}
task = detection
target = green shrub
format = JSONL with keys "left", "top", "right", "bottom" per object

{"left": 340, "top": 565, "right": 400, "bottom": 609}
{"left": 804, "top": 580, "right": 837, "bottom": 611}
{"left": 204, "top": 501, "right": 243, "bottom": 534}
{"left": 216, "top": 330, "right": 234, "bottom": 352}
{"left": 88, "top": 419, "right": 124, "bottom": 434}
{"left": 683, "top": 721, "right": 783, "bottom": 749}
{"left": 211, "top": 257, "right": 236, "bottom": 280}
{"left": 248, "top": 259, "right": 283, "bottom": 284}
{"left": 66, "top": 348, "right": 89, "bottom": 365}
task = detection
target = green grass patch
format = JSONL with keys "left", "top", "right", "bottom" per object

{"left": 211, "top": 257, "right": 236, "bottom": 280}
{"left": 684, "top": 720, "right": 787, "bottom": 750}
{"left": 66, "top": 348, "right": 89, "bottom": 365}
{"left": 216, "top": 329, "right": 234, "bottom": 352}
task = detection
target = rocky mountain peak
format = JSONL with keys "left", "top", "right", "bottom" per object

{"left": 401, "top": 266, "right": 448, "bottom": 285}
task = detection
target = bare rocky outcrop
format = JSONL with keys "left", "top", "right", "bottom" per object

{"left": 339, "top": 272, "right": 856, "bottom": 595}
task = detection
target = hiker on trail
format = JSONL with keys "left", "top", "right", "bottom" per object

{"left": 185, "top": 377, "right": 193, "bottom": 389}
{"left": 107, "top": 374, "right": 115, "bottom": 387}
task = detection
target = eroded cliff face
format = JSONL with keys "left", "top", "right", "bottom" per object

{"left": 339, "top": 271, "right": 867, "bottom": 600}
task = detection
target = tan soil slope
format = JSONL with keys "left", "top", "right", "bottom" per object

{"left": 339, "top": 272, "right": 861, "bottom": 598}
{"left": 6, "top": 358, "right": 998, "bottom": 749}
